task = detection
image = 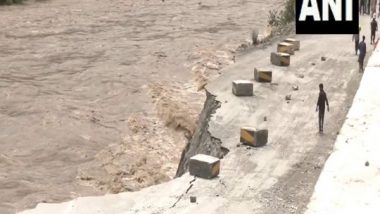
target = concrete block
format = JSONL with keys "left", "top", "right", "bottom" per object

{"left": 283, "top": 38, "right": 300, "bottom": 51}
{"left": 271, "top": 52, "right": 290, "bottom": 66}
{"left": 254, "top": 68, "right": 272, "bottom": 83}
{"left": 232, "top": 80, "right": 253, "bottom": 96}
{"left": 189, "top": 154, "right": 220, "bottom": 179}
{"left": 240, "top": 127, "right": 268, "bottom": 147}
{"left": 277, "top": 42, "right": 295, "bottom": 55}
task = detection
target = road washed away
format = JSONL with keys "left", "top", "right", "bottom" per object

{"left": 19, "top": 16, "right": 375, "bottom": 214}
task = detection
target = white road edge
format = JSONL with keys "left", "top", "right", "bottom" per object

{"left": 305, "top": 39, "right": 380, "bottom": 213}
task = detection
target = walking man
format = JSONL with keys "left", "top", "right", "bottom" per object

{"left": 371, "top": 17, "right": 378, "bottom": 44}
{"left": 316, "top": 84, "right": 329, "bottom": 133}
{"left": 358, "top": 36, "right": 367, "bottom": 72}
{"left": 353, "top": 27, "right": 361, "bottom": 55}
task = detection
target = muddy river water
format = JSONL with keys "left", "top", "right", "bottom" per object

{"left": 0, "top": 0, "right": 281, "bottom": 213}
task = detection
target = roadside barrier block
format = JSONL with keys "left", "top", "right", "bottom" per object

{"left": 271, "top": 52, "right": 290, "bottom": 66}
{"left": 283, "top": 38, "right": 300, "bottom": 51}
{"left": 277, "top": 42, "right": 295, "bottom": 55}
{"left": 232, "top": 80, "right": 253, "bottom": 96}
{"left": 240, "top": 127, "right": 268, "bottom": 147}
{"left": 189, "top": 154, "right": 220, "bottom": 179}
{"left": 254, "top": 68, "right": 272, "bottom": 83}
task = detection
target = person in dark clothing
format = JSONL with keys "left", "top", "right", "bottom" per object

{"left": 371, "top": 17, "right": 378, "bottom": 44}
{"left": 353, "top": 27, "right": 361, "bottom": 55}
{"left": 316, "top": 84, "right": 329, "bottom": 133}
{"left": 367, "top": 0, "right": 371, "bottom": 15}
{"left": 360, "top": 0, "right": 366, "bottom": 15}
{"left": 358, "top": 36, "right": 367, "bottom": 72}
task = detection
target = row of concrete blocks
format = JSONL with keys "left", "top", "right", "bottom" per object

{"left": 231, "top": 67, "right": 273, "bottom": 96}
{"left": 187, "top": 39, "right": 300, "bottom": 180}
{"left": 231, "top": 38, "right": 301, "bottom": 96}
{"left": 189, "top": 127, "right": 268, "bottom": 179}
{"left": 271, "top": 38, "right": 301, "bottom": 66}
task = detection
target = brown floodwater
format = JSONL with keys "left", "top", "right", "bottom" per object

{"left": 0, "top": 0, "right": 282, "bottom": 213}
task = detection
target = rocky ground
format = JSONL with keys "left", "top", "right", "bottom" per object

{"left": 0, "top": 0, "right": 282, "bottom": 213}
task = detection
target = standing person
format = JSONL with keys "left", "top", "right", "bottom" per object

{"left": 368, "top": 0, "right": 371, "bottom": 15}
{"left": 358, "top": 36, "right": 367, "bottom": 72}
{"left": 353, "top": 27, "right": 361, "bottom": 55}
{"left": 360, "top": 0, "right": 366, "bottom": 15}
{"left": 316, "top": 84, "right": 329, "bottom": 133}
{"left": 360, "top": 0, "right": 365, "bottom": 15}
{"left": 371, "top": 17, "right": 378, "bottom": 44}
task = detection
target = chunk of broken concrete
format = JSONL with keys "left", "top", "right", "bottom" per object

{"left": 365, "top": 161, "right": 369, "bottom": 167}
{"left": 283, "top": 38, "right": 300, "bottom": 51}
{"left": 232, "top": 80, "right": 253, "bottom": 96}
{"left": 271, "top": 52, "right": 290, "bottom": 66}
{"left": 190, "top": 196, "right": 197, "bottom": 203}
{"left": 251, "top": 29, "right": 259, "bottom": 45}
{"left": 254, "top": 68, "right": 272, "bottom": 83}
{"left": 189, "top": 154, "right": 220, "bottom": 179}
{"left": 285, "top": 95, "right": 292, "bottom": 100}
{"left": 277, "top": 42, "right": 295, "bottom": 55}
{"left": 240, "top": 127, "right": 268, "bottom": 147}
{"left": 321, "top": 56, "right": 327, "bottom": 61}
{"left": 292, "top": 85, "right": 299, "bottom": 91}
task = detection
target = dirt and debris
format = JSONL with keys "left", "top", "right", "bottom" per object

{"left": 365, "top": 161, "right": 370, "bottom": 167}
